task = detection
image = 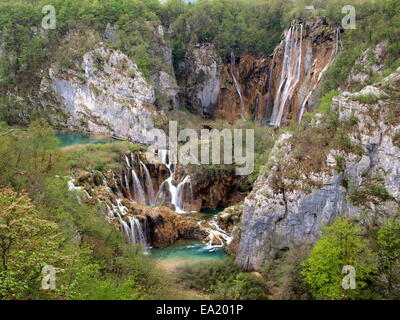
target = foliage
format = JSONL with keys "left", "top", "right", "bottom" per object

{"left": 65, "top": 141, "right": 142, "bottom": 172}
{"left": 377, "top": 217, "right": 400, "bottom": 298}
{"left": 301, "top": 217, "right": 377, "bottom": 300}
{"left": 178, "top": 257, "right": 267, "bottom": 299}
{"left": 315, "top": 90, "right": 339, "bottom": 114}
{"left": 211, "top": 272, "right": 266, "bottom": 300}
{"left": 0, "top": 122, "right": 167, "bottom": 300}
{"left": 262, "top": 245, "right": 312, "bottom": 300}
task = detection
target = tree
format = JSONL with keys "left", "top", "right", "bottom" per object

{"left": 0, "top": 188, "right": 67, "bottom": 299}
{"left": 301, "top": 217, "right": 377, "bottom": 300}
{"left": 377, "top": 217, "right": 400, "bottom": 298}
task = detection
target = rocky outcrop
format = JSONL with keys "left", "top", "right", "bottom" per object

{"left": 143, "top": 206, "right": 206, "bottom": 248}
{"left": 215, "top": 53, "right": 271, "bottom": 122}
{"left": 218, "top": 205, "right": 243, "bottom": 256}
{"left": 148, "top": 22, "right": 180, "bottom": 109}
{"left": 340, "top": 41, "right": 388, "bottom": 91}
{"left": 183, "top": 168, "right": 251, "bottom": 211}
{"left": 236, "top": 68, "right": 400, "bottom": 271}
{"left": 178, "top": 43, "right": 221, "bottom": 117}
{"left": 39, "top": 32, "right": 158, "bottom": 143}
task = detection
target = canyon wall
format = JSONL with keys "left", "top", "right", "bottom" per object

{"left": 236, "top": 68, "right": 400, "bottom": 271}
{"left": 180, "top": 18, "right": 340, "bottom": 125}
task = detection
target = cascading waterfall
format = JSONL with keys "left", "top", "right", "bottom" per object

{"left": 298, "top": 28, "right": 340, "bottom": 120}
{"left": 131, "top": 168, "right": 146, "bottom": 204}
{"left": 202, "top": 217, "right": 233, "bottom": 252}
{"left": 156, "top": 149, "right": 193, "bottom": 214}
{"left": 140, "top": 160, "right": 155, "bottom": 206}
{"left": 68, "top": 179, "right": 82, "bottom": 191}
{"left": 230, "top": 51, "right": 246, "bottom": 120}
{"left": 109, "top": 199, "right": 148, "bottom": 252}
{"left": 128, "top": 216, "right": 148, "bottom": 253}
{"left": 269, "top": 24, "right": 303, "bottom": 127}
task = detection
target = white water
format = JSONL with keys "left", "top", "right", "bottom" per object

{"left": 230, "top": 51, "right": 246, "bottom": 120}
{"left": 270, "top": 24, "right": 303, "bottom": 126}
{"left": 68, "top": 179, "right": 82, "bottom": 191}
{"left": 109, "top": 200, "right": 148, "bottom": 253}
{"left": 124, "top": 174, "right": 131, "bottom": 199}
{"left": 203, "top": 217, "right": 233, "bottom": 252}
{"left": 156, "top": 149, "right": 193, "bottom": 214}
{"left": 140, "top": 160, "right": 155, "bottom": 206}
{"left": 131, "top": 168, "right": 146, "bottom": 204}
{"left": 298, "top": 28, "right": 340, "bottom": 120}
{"left": 128, "top": 216, "right": 148, "bottom": 253}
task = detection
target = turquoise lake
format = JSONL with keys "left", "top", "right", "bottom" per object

{"left": 55, "top": 131, "right": 116, "bottom": 147}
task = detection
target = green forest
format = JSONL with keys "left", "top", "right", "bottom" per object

{"left": 0, "top": 0, "right": 400, "bottom": 301}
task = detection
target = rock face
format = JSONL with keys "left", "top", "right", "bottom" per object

{"left": 178, "top": 43, "right": 222, "bottom": 117}
{"left": 44, "top": 43, "right": 157, "bottom": 143}
{"left": 186, "top": 169, "right": 251, "bottom": 211}
{"left": 236, "top": 68, "right": 400, "bottom": 271}
{"left": 148, "top": 23, "right": 180, "bottom": 110}
{"left": 340, "top": 41, "right": 388, "bottom": 91}
{"left": 213, "top": 18, "right": 339, "bottom": 125}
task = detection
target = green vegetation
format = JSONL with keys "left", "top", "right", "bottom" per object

{"left": 0, "top": 122, "right": 167, "bottom": 299}
{"left": 315, "top": 90, "right": 339, "bottom": 114}
{"left": 301, "top": 217, "right": 377, "bottom": 300}
{"left": 348, "top": 181, "right": 394, "bottom": 206}
{"left": 178, "top": 258, "right": 267, "bottom": 300}
{"left": 377, "top": 218, "right": 400, "bottom": 298}
{"left": 65, "top": 141, "right": 142, "bottom": 172}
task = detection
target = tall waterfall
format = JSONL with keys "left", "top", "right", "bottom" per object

{"left": 230, "top": 51, "right": 246, "bottom": 120}
{"left": 298, "top": 28, "right": 340, "bottom": 120}
{"left": 269, "top": 24, "right": 303, "bottom": 127}
{"left": 156, "top": 149, "right": 193, "bottom": 214}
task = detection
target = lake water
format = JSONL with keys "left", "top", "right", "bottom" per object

{"left": 55, "top": 132, "right": 116, "bottom": 147}
{"left": 150, "top": 240, "right": 228, "bottom": 262}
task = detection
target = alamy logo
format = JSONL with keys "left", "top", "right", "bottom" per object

{"left": 342, "top": 5, "right": 356, "bottom": 30}
{"left": 341, "top": 265, "right": 356, "bottom": 290}
{"left": 42, "top": 5, "right": 56, "bottom": 30}
{"left": 146, "top": 121, "right": 254, "bottom": 176}
{"left": 41, "top": 265, "right": 56, "bottom": 290}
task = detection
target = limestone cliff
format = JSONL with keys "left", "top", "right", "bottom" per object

{"left": 236, "top": 68, "right": 400, "bottom": 271}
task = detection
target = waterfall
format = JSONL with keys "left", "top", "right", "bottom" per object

{"left": 124, "top": 173, "right": 132, "bottom": 199}
{"left": 68, "top": 179, "right": 82, "bottom": 191}
{"left": 175, "top": 175, "right": 193, "bottom": 213}
{"left": 230, "top": 51, "right": 246, "bottom": 120}
{"left": 110, "top": 200, "right": 148, "bottom": 252}
{"left": 131, "top": 168, "right": 146, "bottom": 204}
{"left": 128, "top": 216, "right": 148, "bottom": 253}
{"left": 203, "top": 217, "right": 233, "bottom": 252}
{"left": 140, "top": 160, "right": 155, "bottom": 206}
{"left": 117, "top": 212, "right": 132, "bottom": 241}
{"left": 269, "top": 24, "right": 303, "bottom": 127}
{"left": 156, "top": 149, "right": 192, "bottom": 214}
{"left": 298, "top": 28, "right": 340, "bottom": 121}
